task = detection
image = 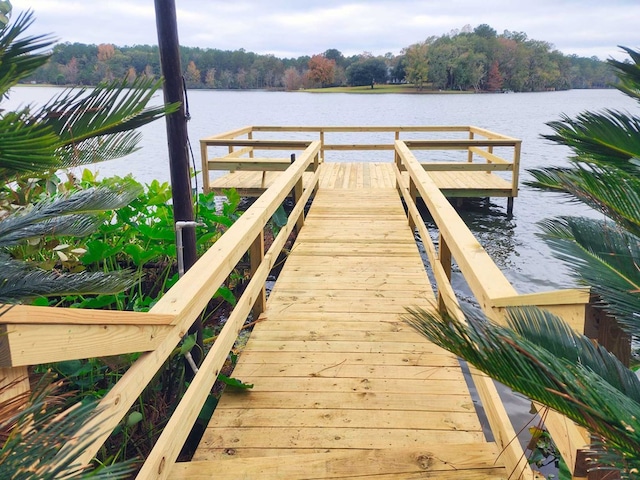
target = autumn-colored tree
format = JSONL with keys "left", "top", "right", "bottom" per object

{"left": 404, "top": 42, "right": 429, "bottom": 90}
{"left": 307, "top": 54, "right": 336, "bottom": 87}
{"left": 283, "top": 67, "right": 302, "bottom": 91}
{"left": 184, "top": 60, "right": 201, "bottom": 88}
{"left": 205, "top": 68, "right": 216, "bottom": 88}
{"left": 62, "top": 56, "right": 78, "bottom": 84}
{"left": 97, "top": 43, "right": 115, "bottom": 62}
{"left": 126, "top": 66, "right": 136, "bottom": 84}
{"left": 486, "top": 60, "right": 503, "bottom": 91}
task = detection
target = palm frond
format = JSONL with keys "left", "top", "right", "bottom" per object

{"left": 0, "top": 253, "right": 137, "bottom": 302}
{"left": 0, "top": 185, "right": 142, "bottom": 246}
{"left": 29, "top": 77, "right": 179, "bottom": 168}
{"left": 0, "top": 376, "right": 134, "bottom": 479}
{"left": 608, "top": 47, "right": 640, "bottom": 102}
{"left": 0, "top": 109, "right": 60, "bottom": 179}
{"left": 404, "top": 305, "right": 640, "bottom": 470}
{"left": 542, "top": 110, "right": 640, "bottom": 175}
{"left": 527, "top": 166, "right": 640, "bottom": 236}
{"left": 0, "top": 10, "right": 55, "bottom": 98}
{"left": 539, "top": 217, "right": 640, "bottom": 334}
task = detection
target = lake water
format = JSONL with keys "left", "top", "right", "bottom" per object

{"left": 8, "top": 86, "right": 637, "bottom": 461}
{"left": 9, "top": 86, "right": 637, "bottom": 295}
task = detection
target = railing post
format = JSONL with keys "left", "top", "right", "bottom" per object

{"left": 291, "top": 153, "right": 305, "bottom": 232}
{"left": 437, "top": 232, "right": 452, "bottom": 313}
{"left": 408, "top": 177, "right": 417, "bottom": 231}
{"left": 467, "top": 130, "right": 474, "bottom": 163}
{"left": 250, "top": 231, "right": 266, "bottom": 318}
{"left": 0, "top": 366, "right": 30, "bottom": 404}
{"left": 320, "top": 130, "right": 325, "bottom": 161}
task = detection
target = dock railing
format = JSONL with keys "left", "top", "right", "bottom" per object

{"left": 395, "top": 139, "right": 593, "bottom": 479}
{"left": 200, "top": 125, "right": 521, "bottom": 208}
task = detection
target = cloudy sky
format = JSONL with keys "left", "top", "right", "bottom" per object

{"left": 11, "top": 0, "right": 640, "bottom": 61}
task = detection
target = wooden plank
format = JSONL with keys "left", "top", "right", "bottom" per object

{"left": 0, "top": 323, "right": 172, "bottom": 367}
{"left": 218, "top": 377, "right": 468, "bottom": 395}
{"left": 0, "top": 305, "right": 173, "bottom": 325}
{"left": 172, "top": 444, "right": 506, "bottom": 479}
{"left": 230, "top": 363, "right": 466, "bottom": 381}
{"left": 211, "top": 408, "right": 482, "bottom": 431}
{"left": 214, "top": 390, "right": 476, "bottom": 412}
{"left": 199, "top": 426, "right": 485, "bottom": 450}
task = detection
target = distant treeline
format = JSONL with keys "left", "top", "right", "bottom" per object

{"left": 25, "top": 24, "right": 616, "bottom": 92}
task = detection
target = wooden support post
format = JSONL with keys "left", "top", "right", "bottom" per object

{"left": 437, "top": 232, "right": 452, "bottom": 313}
{"left": 584, "top": 294, "right": 631, "bottom": 366}
{"left": 408, "top": 178, "right": 417, "bottom": 231}
{"left": 0, "top": 366, "right": 30, "bottom": 404}
{"left": 507, "top": 196, "right": 514, "bottom": 216}
{"left": 467, "top": 130, "right": 474, "bottom": 163}
{"left": 250, "top": 231, "right": 266, "bottom": 318}
{"left": 291, "top": 154, "right": 305, "bottom": 232}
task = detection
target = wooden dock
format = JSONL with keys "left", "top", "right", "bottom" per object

{"left": 172, "top": 169, "right": 511, "bottom": 478}
{"left": 1, "top": 127, "right": 597, "bottom": 479}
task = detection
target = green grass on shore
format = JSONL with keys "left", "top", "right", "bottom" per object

{"left": 303, "top": 84, "right": 474, "bottom": 94}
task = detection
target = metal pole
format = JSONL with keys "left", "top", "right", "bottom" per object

{"left": 154, "top": 0, "right": 202, "bottom": 367}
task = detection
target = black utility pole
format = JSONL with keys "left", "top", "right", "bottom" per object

{"left": 154, "top": 0, "right": 202, "bottom": 365}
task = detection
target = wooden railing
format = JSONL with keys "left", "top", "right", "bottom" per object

{"left": 0, "top": 140, "right": 322, "bottom": 478}
{"left": 395, "top": 139, "right": 592, "bottom": 480}
{"left": 200, "top": 125, "right": 521, "bottom": 203}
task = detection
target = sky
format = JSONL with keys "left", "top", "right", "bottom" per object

{"left": 11, "top": 0, "right": 640, "bottom": 61}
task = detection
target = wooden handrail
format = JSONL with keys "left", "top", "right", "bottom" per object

{"left": 58, "top": 140, "right": 322, "bottom": 469}
{"left": 395, "top": 139, "right": 590, "bottom": 478}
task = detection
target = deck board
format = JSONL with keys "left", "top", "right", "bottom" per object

{"left": 180, "top": 181, "right": 511, "bottom": 478}
{"left": 209, "top": 161, "right": 514, "bottom": 198}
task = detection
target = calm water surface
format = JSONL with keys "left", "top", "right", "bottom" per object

{"left": 10, "top": 86, "right": 636, "bottom": 295}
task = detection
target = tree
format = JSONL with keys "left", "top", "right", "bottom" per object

{"left": 184, "top": 59, "right": 201, "bottom": 88}
{"left": 485, "top": 60, "right": 503, "bottom": 91}
{"left": 405, "top": 47, "right": 640, "bottom": 475}
{"left": 404, "top": 42, "right": 429, "bottom": 89}
{"left": 283, "top": 66, "right": 302, "bottom": 91}
{"left": 345, "top": 56, "right": 387, "bottom": 86}
{"left": 307, "top": 53, "right": 336, "bottom": 87}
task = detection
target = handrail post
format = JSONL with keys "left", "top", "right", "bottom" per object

{"left": 320, "top": 130, "right": 325, "bottom": 161}
{"left": 467, "top": 130, "right": 474, "bottom": 163}
{"left": 250, "top": 230, "right": 266, "bottom": 318}
{"left": 437, "top": 232, "right": 452, "bottom": 313}
{"left": 291, "top": 153, "right": 305, "bottom": 232}
{"left": 408, "top": 177, "right": 417, "bottom": 231}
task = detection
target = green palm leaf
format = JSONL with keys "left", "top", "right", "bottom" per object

{"left": 0, "top": 10, "right": 54, "bottom": 98}
{"left": 609, "top": 46, "right": 640, "bottom": 102}
{"left": 528, "top": 166, "right": 640, "bottom": 236}
{"left": 542, "top": 110, "right": 640, "bottom": 174}
{"left": 0, "top": 185, "right": 142, "bottom": 246}
{"left": 404, "top": 305, "right": 640, "bottom": 470}
{"left": 539, "top": 217, "right": 640, "bottom": 334}
{"left": 0, "top": 254, "right": 137, "bottom": 302}
{"left": 30, "top": 77, "right": 179, "bottom": 168}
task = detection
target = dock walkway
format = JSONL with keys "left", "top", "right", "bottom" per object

{"left": 173, "top": 165, "right": 510, "bottom": 479}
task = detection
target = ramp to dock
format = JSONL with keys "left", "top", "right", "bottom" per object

{"left": 171, "top": 164, "right": 511, "bottom": 479}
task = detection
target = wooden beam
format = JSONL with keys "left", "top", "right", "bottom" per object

{"left": 0, "top": 323, "right": 172, "bottom": 367}
{"left": 0, "top": 305, "right": 173, "bottom": 325}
